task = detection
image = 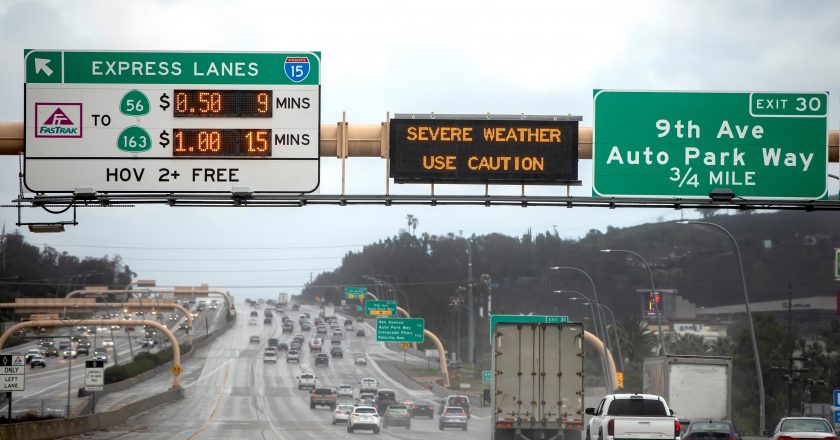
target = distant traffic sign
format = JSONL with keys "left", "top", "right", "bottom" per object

{"left": 376, "top": 317, "right": 425, "bottom": 343}
{"left": 835, "top": 249, "right": 840, "bottom": 281}
{"left": 833, "top": 389, "right": 840, "bottom": 407}
{"left": 482, "top": 370, "right": 493, "bottom": 384}
{"left": 0, "top": 354, "right": 26, "bottom": 391}
{"left": 593, "top": 90, "right": 828, "bottom": 199}
{"left": 365, "top": 300, "right": 396, "bottom": 316}
{"left": 85, "top": 360, "right": 105, "bottom": 391}
{"left": 24, "top": 49, "right": 321, "bottom": 194}
{"left": 389, "top": 115, "right": 581, "bottom": 185}
{"left": 345, "top": 287, "right": 367, "bottom": 300}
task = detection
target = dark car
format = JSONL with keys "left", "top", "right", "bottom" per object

{"left": 411, "top": 400, "right": 435, "bottom": 418}
{"left": 268, "top": 338, "right": 279, "bottom": 348}
{"left": 330, "top": 346, "right": 343, "bottom": 358}
{"left": 375, "top": 389, "right": 398, "bottom": 414}
{"left": 277, "top": 342, "right": 289, "bottom": 351}
{"left": 683, "top": 420, "right": 742, "bottom": 440}
{"left": 383, "top": 404, "right": 411, "bottom": 429}
{"left": 76, "top": 346, "right": 89, "bottom": 356}
{"left": 315, "top": 353, "right": 330, "bottom": 366}
{"left": 356, "top": 329, "right": 366, "bottom": 337}
{"left": 264, "top": 318, "right": 273, "bottom": 325}
{"left": 44, "top": 347, "right": 59, "bottom": 357}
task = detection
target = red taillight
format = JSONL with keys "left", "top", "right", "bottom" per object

{"left": 674, "top": 420, "right": 680, "bottom": 437}
{"left": 778, "top": 436, "right": 794, "bottom": 440}
{"left": 608, "top": 419, "right": 615, "bottom": 436}
{"left": 496, "top": 422, "right": 513, "bottom": 429}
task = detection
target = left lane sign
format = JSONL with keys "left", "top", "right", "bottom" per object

{"left": 0, "top": 354, "right": 26, "bottom": 391}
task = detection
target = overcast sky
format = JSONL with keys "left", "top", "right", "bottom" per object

{"left": 1, "top": 0, "right": 838, "bottom": 299}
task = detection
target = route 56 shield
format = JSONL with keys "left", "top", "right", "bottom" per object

{"left": 284, "top": 56, "right": 310, "bottom": 83}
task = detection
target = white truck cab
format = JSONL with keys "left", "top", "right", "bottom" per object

{"left": 586, "top": 394, "right": 679, "bottom": 440}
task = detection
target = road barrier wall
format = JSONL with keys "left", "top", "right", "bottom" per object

{"left": 0, "top": 387, "right": 184, "bottom": 440}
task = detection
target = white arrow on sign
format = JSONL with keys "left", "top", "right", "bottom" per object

{"left": 34, "top": 58, "right": 54, "bottom": 76}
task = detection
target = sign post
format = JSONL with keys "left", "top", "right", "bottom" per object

{"left": 376, "top": 317, "right": 425, "bottom": 343}
{"left": 24, "top": 50, "right": 321, "bottom": 194}
{"left": 85, "top": 360, "right": 105, "bottom": 413}
{"left": 593, "top": 90, "right": 828, "bottom": 199}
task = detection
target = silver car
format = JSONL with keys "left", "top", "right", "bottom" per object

{"left": 768, "top": 417, "right": 835, "bottom": 440}
{"left": 332, "top": 404, "right": 355, "bottom": 425}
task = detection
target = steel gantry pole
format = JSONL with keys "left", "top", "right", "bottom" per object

{"left": 678, "top": 220, "right": 765, "bottom": 434}
{"left": 601, "top": 249, "right": 667, "bottom": 355}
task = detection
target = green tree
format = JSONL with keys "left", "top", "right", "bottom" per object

{"left": 668, "top": 333, "right": 707, "bottom": 355}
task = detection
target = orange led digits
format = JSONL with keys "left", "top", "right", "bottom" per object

{"left": 172, "top": 129, "right": 272, "bottom": 157}
{"left": 173, "top": 90, "right": 273, "bottom": 118}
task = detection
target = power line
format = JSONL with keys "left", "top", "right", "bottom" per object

{"left": 27, "top": 242, "right": 368, "bottom": 251}
{"left": 123, "top": 256, "right": 342, "bottom": 262}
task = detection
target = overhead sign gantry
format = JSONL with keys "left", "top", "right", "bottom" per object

{"left": 24, "top": 50, "right": 321, "bottom": 194}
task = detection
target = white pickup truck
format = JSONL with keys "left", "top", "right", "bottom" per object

{"left": 586, "top": 394, "right": 679, "bottom": 440}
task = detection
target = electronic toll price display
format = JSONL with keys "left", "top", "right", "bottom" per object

{"left": 24, "top": 50, "right": 320, "bottom": 193}
{"left": 389, "top": 115, "right": 582, "bottom": 185}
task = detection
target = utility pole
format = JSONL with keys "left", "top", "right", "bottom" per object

{"left": 466, "top": 239, "right": 474, "bottom": 365}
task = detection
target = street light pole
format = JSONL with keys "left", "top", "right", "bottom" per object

{"left": 552, "top": 290, "right": 610, "bottom": 391}
{"left": 601, "top": 249, "right": 667, "bottom": 355}
{"left": 466, "top": 240, "right": 475, "bottom": 365}
{"left": 678, "top": 220, "right": 765, "bottom": 434}
{"left": 549, "top": 267, "right": 610, "bottom": 352}
{"left": 596, "top": 303, "right": 624, "bottom": 372}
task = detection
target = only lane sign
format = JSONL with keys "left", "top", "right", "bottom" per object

{"left": 1, "top": 354, "right": 26, "bottom": 391}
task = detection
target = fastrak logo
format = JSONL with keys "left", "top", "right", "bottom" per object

{"left": 35, "top": 103, "right": 82, "bottom": 138}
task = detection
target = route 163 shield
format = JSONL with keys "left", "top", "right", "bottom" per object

{"left": 284, "top": 56, "right": 310, "bottom": 83}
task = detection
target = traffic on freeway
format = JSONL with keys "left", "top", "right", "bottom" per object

{"left": 58, "top": 302, "right": 490, "bottom": 440}
{"left": 1, "top": 298, "right": 223, "bottom": 418}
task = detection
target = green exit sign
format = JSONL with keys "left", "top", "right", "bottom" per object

{"left": 593, "top": 90, "right": 828, "bottom": 200}
{"left": 482, "top": 370, "right": 493, "bottom": 384}
{"left": 376, "top": 317, "right": 425, "bottom": 343}
{"left": 835, "top": 249, "right": 840, "bottom": 280}
{"left": 365, "top": 300, "right": 396, "bottom": 316}
{"left": 345, "top": 287, "right": 367, "bottom": 300}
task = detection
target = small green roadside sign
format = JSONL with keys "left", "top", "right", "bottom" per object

{"left": 835, "top": 249, "right": 840, "bottom": 280}
{"left": 365, "top": 300, "right": 397, "bottom": 316}
{"left": 592, "top": 90, "right": 828, "bottom": 199}
{"left": 345, "top": 287, "right": 367, "bottom": 300}
{"left": 482, "top": 370, "right": 493, "bottom": 384}
{"left": 376, "top": 317, "right": 425, "bottom": 343}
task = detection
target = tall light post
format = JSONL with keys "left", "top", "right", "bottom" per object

{"left": 593, "top": 303, "right": 623, "bottom": 372}
{"left": 678, "top": 220, "right": 765, "bottom": 433}
{"left": 480, "top": 274, "right": 492, "bottom": 316}
{"left": 466, "top": 240, "right": 475, "bottom": 365}
{"left": 548, "top": 267, "right": 610, "bottom": 352}
{"left": 552, "top": 290, "right": 610, "bottom": 391}
{"left": 600, "top": 249, "right": 667, "bottom": 355}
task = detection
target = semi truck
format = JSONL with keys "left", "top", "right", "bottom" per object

{"left": 491, "top": 315, "right": 584, "bottom": 440}
{"left": 277, "top": 292, "right": 290, "bottom": 306}
{"left": 643, "top": 355, "right": 732, "bottom": 424}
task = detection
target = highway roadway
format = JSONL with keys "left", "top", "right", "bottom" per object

{"left": 0, "top": 301, "right": 223, "bottom": 418}
{"left": 65, "top": 304, "right": 491, "bottom": 439}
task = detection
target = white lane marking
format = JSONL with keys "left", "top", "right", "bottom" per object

{"left": 184, "top": 358, "right": 233, "bottom": 388}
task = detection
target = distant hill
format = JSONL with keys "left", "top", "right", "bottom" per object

{"left": 301, "top": 211, "right": 840, "bottom": 324}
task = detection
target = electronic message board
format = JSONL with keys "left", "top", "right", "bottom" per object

{"left": 389, "top": 114, "right": 580, "bottom": 184}
{"left": 24, "top": 50, "right": 320, "bottom": 193}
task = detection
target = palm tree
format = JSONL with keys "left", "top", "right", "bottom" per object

{"left": 616, "top": 314, "right": 656, "bottom": 364}
{"left": 668, "top": 333, "right": 708, "bottom": 355}
{"left": 707, "top": 336, "right": 734, "bottom": 356}
{"left": 406, "top": 214, "right": 419, "bottom": 236}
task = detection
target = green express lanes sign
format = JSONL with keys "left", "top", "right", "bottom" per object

{"left": 389, "top": 115, "right": 581, "bottom": 184}
{"left": 592, "top": 91, "right": 828, "bottom": 199}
